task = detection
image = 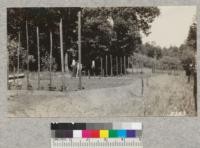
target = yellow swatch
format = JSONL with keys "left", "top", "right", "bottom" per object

{"left": 100, "top": 130, "right": 109, "bottom": 138}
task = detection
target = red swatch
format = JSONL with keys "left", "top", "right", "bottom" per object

{"left": 91, "top": 130, "right": 99, "bottom": 138}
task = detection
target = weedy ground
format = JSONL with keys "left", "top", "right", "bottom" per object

{"left": 7, "top": 70, "right": 196, "bottom": 117}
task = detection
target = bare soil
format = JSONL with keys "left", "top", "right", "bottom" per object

{"left": 7, "top": 71, "right": 196, "bottom": 117}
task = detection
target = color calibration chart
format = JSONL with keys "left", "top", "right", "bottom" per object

{"left": 51, "top": 122, "right": 143, "bottom": 148}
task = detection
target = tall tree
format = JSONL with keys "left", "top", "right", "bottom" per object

{"left": 7, "top": 7, "right": 160, "bottom": 73}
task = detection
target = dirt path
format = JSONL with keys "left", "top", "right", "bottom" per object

{"left": 8, "top": 73, "right": 196, "bottom": 117}
{"left": 8, "top": 77, "right": 145, "bottom": 117}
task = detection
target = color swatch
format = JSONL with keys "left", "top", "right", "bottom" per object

{"left": 51, "top": 122, "right": 142, "bottom": 139}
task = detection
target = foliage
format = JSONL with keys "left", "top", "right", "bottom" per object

{"left": 8, "top": 36, "right": 27, "bottom": 72}
{"left": 132, "top": 53, "right": 156, "bottom": 68}
{"left": 186, "top": 22, "right": 197, "bottom": 51}
{"left": 7, "top": 7, "right": 160, "bottom": 72}
{"left": 140, "top": 43, "right": 162, "bottom": 59}
{"left": 159, "top": 56, "right": 181, "bottom": 69}
{"left": 7, "top": 8, "right": 81, "bottom": 71}
{"left": 179, "top": 22, "right": 196, "bottom": 72}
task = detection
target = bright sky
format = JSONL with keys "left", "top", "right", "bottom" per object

{"left": 142, "top": 6, "right": 196, "bottom": 48}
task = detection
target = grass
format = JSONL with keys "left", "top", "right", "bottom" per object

{"left": 9, "top": 71, "right": 148, "bottom": 91}
{"left": 7, "top": 70, "right": 196, "bottom": 117}
{"left": 144, "top": 73, "right": 196, "bottom": 116}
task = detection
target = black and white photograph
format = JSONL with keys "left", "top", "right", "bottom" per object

{"left": 7, "top": 6, "right": 197, "bottom": 117}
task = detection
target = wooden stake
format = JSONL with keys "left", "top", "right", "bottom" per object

{"left": 60, "top": 18, "right": 65, "bottom": 90}
{"left": 13, "top": 66, "right": 16, "bottom": 84}
{"left": 49, "top": 31, "right": 53, "bottom": 89}
{"left": 100, "top": 57, "right": 103, "bottom": 77}
{"left": 78, "top": 11, "right": 82, "bottom": 89}
{"left": 65, "top": 53, "right": 69, "bottom": 72}
{"left": 105, "top": 55, "right": 108, "bottom": 76}
{"left": 36, "top": 27, "right": 40, "bottom": 90}
{"left": 17, "top": 32, "right": 20, "bottom": 85}
{"left": 116, "top": 56, "right": 118, "bottom": 76}
{"left": 88, "top": 70, "right": 90, "bottom": 79}
{"left": 132, "top": 56, "right": 134, "bottom": 74}
{"left": 141, "top": 76, "right": 144, "bottom": 96}
{"left": 124, "top": 56, "right": 126, "bottom": 75}
{"left": 120, "top": 57, "right": 122, "bottom": 75}
{"left": 26, "top": 20, "right": 29, "bottom": 89}
{"left": 153, "top": 49, "right": 156, "bottom": 73}
{"left": 127, "top": 57, "right": 129, "bottom": 69}
{"left": 110, "top": 55, "right": 113, "bottom": 76}
{"left": 141, "top": 62, "right": 144, "bottom": 73}
{"left": 60, "top": 19, "right": 64, "bottom": 73}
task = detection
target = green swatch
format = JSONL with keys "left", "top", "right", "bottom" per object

{"left": 109, "top": 130, "right": 118, "bottom": 138}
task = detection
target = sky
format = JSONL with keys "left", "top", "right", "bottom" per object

{"left": 142, "top": 6, "right": 196, "bottom": 48}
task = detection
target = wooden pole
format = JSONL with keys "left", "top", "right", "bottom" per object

{"left": 141, "top": 62, "right": 144, "bottom": 73}
{"left": 141, "top": 76, "right": 144, "bottom": 96}
{"left": 127, "top": 57, "right": 129, "bottom": 69}
{"left": 124, "top": 56, "right": 126, "bottom": 75}
{"left": 78, "top": 11, "right": 82, "bottom": 89}
{"left": 105, "top": 55, "right": 108, "bottom": 76}
{"left": 120, "top": 57, "right": 122, "bottom": 75}
{"left": 49, "top": 31, "right": 53, "bottom": 89}
{"left": 17, "top": 32, "right": 20, "bottom": 85}
{"left": 13, "top": 66, "right": 16, "bottom": 84}
{"left": 194, "top": 71, "right": 197, "bottom": 114}
{"left": 60, "top": 18, "right": 65, "bottom": 90}
{"left": 36, "top": 27, "right": 40, "bottom": 90}
{"left": 100, "top": 57, "right": 103, "bottom": 77}
{"left": 26, "top": 20, "right": 29, "bottom": 89}
{"left": 7, "top": 46, "right": 9, "bottom": 89}
{"left": 65, "top": 53, "right": 69, "bottom": 72}
{"left": 153, "top": 49, "right": 156, "bottom": 73}
{"left": 88, "top": 70, "right": 90, "bottom": 79}
{"left": 132, "top": 56, "right": 134, "bottom": 74}
{"left": 110, "top": 55, "right": 113, "bottom": 76}
{"left": 116, "top": 56, "right": 118, "bottom": 76}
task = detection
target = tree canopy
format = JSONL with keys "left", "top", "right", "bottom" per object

{"left": 7, "top": 7, "right": 160, "bottom": 72}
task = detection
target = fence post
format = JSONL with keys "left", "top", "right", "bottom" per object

{"left": 132, "top": 56, "right": 134, "bottom": 75}
{"left": 124, "top": 56, "right": 126, "bottom": 75}
{"left": 128, "top": 57, "right": 130, "bottom": 69}
{"left": 36, "top": 27, "right": 40, "bottom": 90}
{"left": 141, "top": 76, "right": 144, "bottom": 96}
{"left": 49, "top": 31, "right": 53, "bottom": 89}
{"left": 110, "top": 54, "right": 113, "bottom": 76}
{"left": 141, "top": 62, "right": 144, "bottom": 73}
{"left": 59, "top": 18, "right": 65, "bottom": 91}
{"left": 194, "top": 71, "right": 197, "bottom": 114}
{"left": 100, "top": 57, "right": 103, "bottom": 77}
{"left": 13, "top": 67, "right": 16, "bottom": 85}
{"left": 88, "top": 70, "right": 90, "bottom": 79}
{"left": 26, "top": 20, "right": 30, "bottom": 89}
{"left": 116, "top": 56, "right": 118, "bottom": 76}
{"left": 78, "top": 11, "right": 82, "bottom": 89}
{"left": 120, "top": 57, "right": 122, "bottom": 75}
{"left": 17, "top": 32, "right": 20, "bottom": 87}
{"left": 65, "top": 53, "right": 69, "bottom": 73}
{"left": 105, "top": 55, "right": 108, "bottom": 76}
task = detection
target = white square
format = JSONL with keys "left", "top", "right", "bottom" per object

{"left": 73, "top": 130, "right": 82, "bottom": 138}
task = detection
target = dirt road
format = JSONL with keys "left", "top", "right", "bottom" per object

{"left": 7, "top": 73, "right": 196, "bottom": 117}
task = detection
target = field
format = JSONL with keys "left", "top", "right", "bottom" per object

{"left": 7, "top": 69, "right": 196, "bottom": 117}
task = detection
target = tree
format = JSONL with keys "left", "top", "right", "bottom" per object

{"left": 7, "top": 7, "right": 160, "bottom": 74}
{"left": 186, "top": 22, "right": 197, "bottom": 51}
{"left": 7, "top": 8, "right": 81, "bottom": 71}
{"left": 140, "top": 43, "right": 162, "bottom": 59}
{"left": 179, "top": 22, "right": 196, "bottom": 71}
{"left": 81, "top": 7, "right": 160, "bottom": 73}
